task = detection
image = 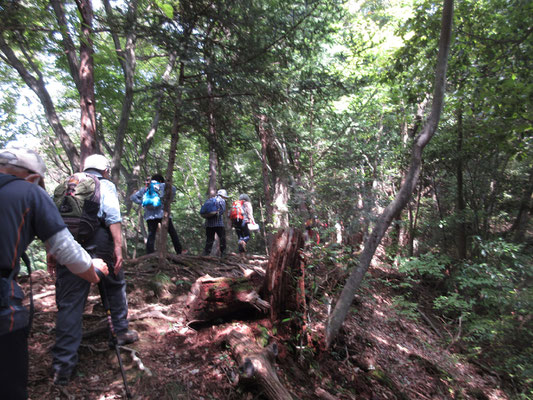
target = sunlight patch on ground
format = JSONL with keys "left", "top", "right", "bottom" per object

{"left": 369, "top": 332, "right": 390, "bottom": 346}
{"left": 374, "top": 309, "right": 385, "bottom": 317}
{"left": 395, "top": 343, "right": 410, "bottom": 354}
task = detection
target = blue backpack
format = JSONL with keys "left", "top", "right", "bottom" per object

{"left": 200, "top": 197, "right": 220, "bottom": 218}
{"left": 142, "top": 181, "right": 162, "bottom": 208}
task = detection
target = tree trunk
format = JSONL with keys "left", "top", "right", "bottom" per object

{"left": 227, "top": 327, "right": 292, "bottom": 400}
{"left": 255, "top": 113, "right": 290, "bottom": 232}
{"left": 455, "top": 104, "right": 467, "bottom": 259}
{"left": 76, "top": 0, "right": 99, "bottom": 168}
{"left": 325, "top": 0, "right": 454, "bottom": 348}
{"left": 261, "top": 229, "right": 305, "bottom": 322}
{"left": 158, "top": 63, "right": 185, "bottom": 261}
{"left": 130, "top": 51, "right": 177, "bottom": 188}
{"left": 102, "top": 0, "right": 138, "bottom": 184}
{"left": 511, "top": 167, "right": 533, "bottom": 242}
{"left": 257, "top": 113, "right": 274, "bottom": 234}
{"left": 0, "top": 35, "right": 80, "bottom": 171}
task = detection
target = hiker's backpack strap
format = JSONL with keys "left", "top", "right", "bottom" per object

{"left": 0, "top": 175, "right": 35, "bottom": 333}
{"left": 0, "top": 174, "right": 22, "bottom": 306}
{"left": 21, "top": 252, "right": 34, "bottom": 334}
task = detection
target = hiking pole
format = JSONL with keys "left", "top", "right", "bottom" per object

{"left": 96, "top": 270, "right": 133, "bottom": 399}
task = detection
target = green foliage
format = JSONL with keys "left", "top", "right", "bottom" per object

{"left": 398, "top": 253, "right": 450, "bottom": 280}
{"left": 394, "top": 237, "right": 533, "bottom": 396}
{"left": 1, "top": 0, "right": 532, "bottom": 397}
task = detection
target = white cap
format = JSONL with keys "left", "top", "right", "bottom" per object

{"left": 0, "top": 147, "right": 46, "bottom": 177}
{"left": 217, "top": 189, "right": 228, "bottom": 198}
{"left": 83, "top": 154, "right": 110, "bottom": 172}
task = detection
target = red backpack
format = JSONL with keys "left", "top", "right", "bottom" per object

{"left": 229, "top": 200, "right": 245, "bottom": 221}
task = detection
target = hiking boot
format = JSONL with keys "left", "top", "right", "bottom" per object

{"left": 116, "top": 329, "right": 139, "bottom": 346}
{"left": 53, "top": 371, "right": 71, "bottom": 386}
{"left": 238, "top": 240, "right": 247, "bottom": 253}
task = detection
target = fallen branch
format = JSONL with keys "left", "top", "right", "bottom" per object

{"left": 417, "top": 307, "right": 443, "bottom": 338}
{"left": 314, "top": 387, "right": 338, "bottom": 400}
{"left": 122, "top": 346, "right": 153, "bottom": 376}
{"left": 129, "top": 310, "right": 175, "bottom": 322}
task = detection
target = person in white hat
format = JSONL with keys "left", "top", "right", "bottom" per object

{"left": 51, "top": 153, "right": 138, "bottom": 386}
{"left": 0, "top": 147, "right": 109, "bottom": 399}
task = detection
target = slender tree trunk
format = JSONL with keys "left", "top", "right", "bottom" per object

{"left": 257, "top": 114, "right": 290, "bottom": 230}
{"left": 326, "top": 0, "right": 454, "bottom": 348}
{"left": 76, "top": 0, "right": 99, "bottom": 168}
{"left": 206, "top": 46, "right": 218, "bottom": 197}
{"left": 257, "top": 113, "right": 274, "bottom": 230}
{"left": 50, "top": 0, "right": 80, "bottom": 90}
{"left": 456, "top": 105, "right": 467, "bottom": 259}
{"left": 511, "top": 167, "right": 533, "bottom": 242}
{"left": 102, "top": 0, "right": 138, "bottom": 183}
{"left": 408, "top": 185, "right": 423, "bottom": 257}
{"left": 0, "top": 36, "right": 80, "bottom": 170}
{"left": 158, "top": 62, "right": 185, "bottom": 261}
{"left": 130, "top": 52, "right": 177, "bottom": 183}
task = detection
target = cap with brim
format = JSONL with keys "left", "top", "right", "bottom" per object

{"left": 0, "top": 147, "right": 46, "bottom": 188}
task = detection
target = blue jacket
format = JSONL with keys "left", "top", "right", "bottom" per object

{"left": 205, "top": 195, "right": 226, "bottom": 228}
{"left": 130, "top": 182, "right": 176, "bottom": 220}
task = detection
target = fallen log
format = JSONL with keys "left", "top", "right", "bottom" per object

{"left": 185, "top": 271, "right": 269, "bottom": 322}
{"left": 227, "top": 327, "right": 292, "bottom": 400}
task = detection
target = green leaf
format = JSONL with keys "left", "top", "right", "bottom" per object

{"left": 155, "top": 0, "right": 175, "bottom": 19}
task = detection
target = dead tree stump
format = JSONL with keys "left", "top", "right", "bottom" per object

{"left": 227, "top": 325, "right": 292, "bottom": 400}
{"left": 185, "top": 272, "right": 269, "bottom": 322}
{"left": 261, "top": 228, "right": 306, "bottom": 322}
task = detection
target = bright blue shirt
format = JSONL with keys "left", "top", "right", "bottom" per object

{"left": 130, "top": 182, "right": 176, "bottom": 221}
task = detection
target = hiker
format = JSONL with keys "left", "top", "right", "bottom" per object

{"left": 0, "top": 147, "right": 109, "bottom": 400}
{"left": 202, "top": 189, "right": 229, "bottom": 257}
{"left": 130, "top": 173, "right": 183, "bottom": 255}
{"left": 229, "top": 194, "right": 257, "bottom": 253}
{"left": 51, "top": 154, "right": 138, "bottom": 386}
{"left": 304, "top": 215, "right": 321, "bottom": 245}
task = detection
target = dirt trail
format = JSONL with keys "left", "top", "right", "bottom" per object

{"left": 23, "top": 254, "right": 506, "bottom": 399}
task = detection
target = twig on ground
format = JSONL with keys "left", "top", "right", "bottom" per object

{"left": 417, "top": 307, "right": 443, "bottom": 338}
{"left": 122, "top": 346, "right": 153, "bottom": 377}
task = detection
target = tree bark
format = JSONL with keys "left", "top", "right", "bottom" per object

{"left": 325, "top": 0, "right": 454, "bottom": 348}
{"left": 255, "top": 113, "right": 290, "bottom": 232}
{"left": 50, "top": 0, "right": 81, "bottom": 90}
{"left": 102, "top": 0, "right": 138, "bottom": 184}
{"left": 158, "top": 63, "right": 185, "bottom": 261}
{"left": 256, "top": 113, "right": 274, "bottom": 232}
{"left": 76, "top": 0, "right": 99, "bottom": 168}
{"left": 0, "top": 35, "right": 80, "bottom": 170}
{"left": 261, "top": 229, "right": 305, "bottom": 322}
{"left": 227, "top": 326, "right": 292, "bottom": 400}
{"left": 511, "top": 167, "right": 533, "bottom": 242}
{"left": 185, "top": 273, "right": 268, "bottom": 322}
{"left": 455, "top": 104, "right": 467, "bottom": 259}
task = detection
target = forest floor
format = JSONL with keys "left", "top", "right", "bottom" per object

{"left": 23, "top": 250, "right": 510, "bottom": 400}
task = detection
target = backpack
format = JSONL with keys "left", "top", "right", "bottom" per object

{"left": 53, "top": 172, "right": 101, "bottom": 244}
{"left": 229, "top": 200, "right": 245, "bottom": 221}
{"left": 142, "top": 181, "right": 162, "bottom": 208}
{"left": 200, "top": 197, "right": 220, "bottom": 218}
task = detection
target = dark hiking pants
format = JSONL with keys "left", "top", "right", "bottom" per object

{"left": 52, "top": 227, "right": 129, "bottom": 377}
{"left": 146, "top": 218, "right": 182, "bottom": 254}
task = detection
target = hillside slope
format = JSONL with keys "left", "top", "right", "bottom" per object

{"left": 24, "top": 253, "right": 507, "bottom": 399}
